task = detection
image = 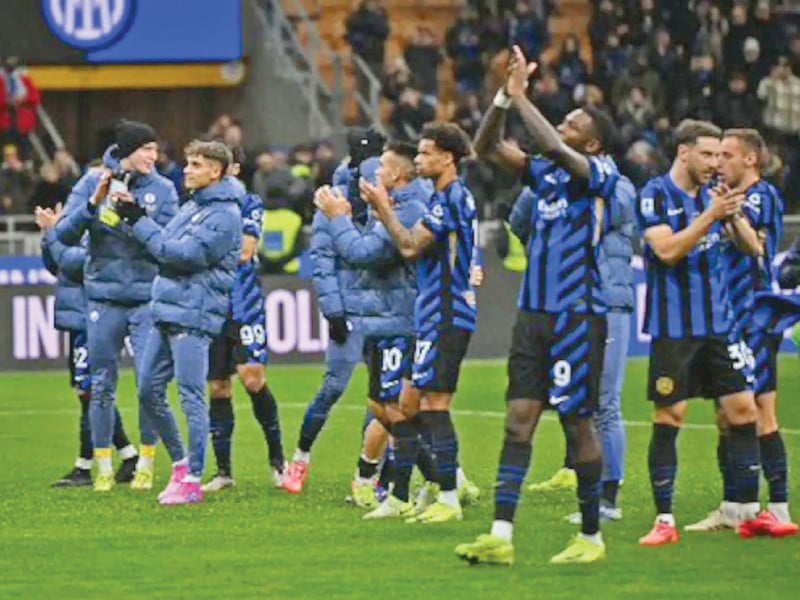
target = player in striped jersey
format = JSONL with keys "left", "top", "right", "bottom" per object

{"left": 358, "top": 123, "right": 478, "bottom": 524}
{"left": 204, "top": 150, "right": 285, "bottom": 492}
{"left": 686, "top": 129, "right": 797, "bottom": 535}
{"left": 634, "top": 120, "right": 771, "bottom": 546}
{"left": 456, "top": 45, "right": 619, "bottom": 566}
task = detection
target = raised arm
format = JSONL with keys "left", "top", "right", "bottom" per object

{"left": 505, "top": 45, "right": 592, "bottom": 180}
{"left": 725, "top": 210, "right": 762, "bottom": 257}
{"left": 55, "top": 171, "right": 110, "bottom": 246}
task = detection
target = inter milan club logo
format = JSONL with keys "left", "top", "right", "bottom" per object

{"left": 42, "top": 0, "right": 137, "bottom": 51}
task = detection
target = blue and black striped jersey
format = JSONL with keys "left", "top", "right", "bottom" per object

{"left": 637, "top": 175, "right": 734, "bottom": 339}
{"left": 517, "top": 154, "right": 620, "bottom": 315}
{"left": 231, "top": 193, "right": 265, "bottom": 326}
{"left": 721, "top": 179, "right": 784, "bottom": 334}
{"left": 417, "top": 179, "right": 478, "bottom": 333}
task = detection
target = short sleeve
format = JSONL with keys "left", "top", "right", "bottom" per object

{"left": 421, "top": 192, "right": 458, "bottom": 240}
{"left": 242, "top": 195, "right": 264, "bottom": 239}
{"left": 635, "top": 182, "right": 669, "bottom": 231}
{"left": 520, "top": 155, "right": 553, "bottom": 188}
{"left": 587, "top": 156, "right": 620, "bottom": 200}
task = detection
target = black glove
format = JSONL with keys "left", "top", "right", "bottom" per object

{"left": 117, "top": 201, "right": 146, "bottom": 225}
{"left": 328, "top": 315, "right": 350, "bottom": 345}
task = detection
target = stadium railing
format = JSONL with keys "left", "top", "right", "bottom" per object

{"left": 0, "top": 216, "right": 40, "bottom": 256}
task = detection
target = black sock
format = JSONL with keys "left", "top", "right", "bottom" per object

{"left": 78, "top": 393, "right": 93, "bottom": 461}
{"left": 390, "top": 420, "right": 420, "bottom": 502}
{"left": 210, "top": 398, "right": 234, "bottom": 476}
{"left": 415, "top": 414, "right": 439, "bottom": 483}
{"left": 576, "top": 459, "right": 603, "bottom": 535}
{"left": 111, "top": 405, "right": 131, "bottom": 451}
{"left": 378, "top": 443, "right": 395, "bottom": 489}
{"left": 562, "top": 419, "right": 578, "bottom": 470}
{"left": 494, "top": 437, "right": 532, "bottom": 523}
{"left": 250, "top": 385, "right": 284, "bottom": 466}
{"left": 760, "top": 431, "right": 788, "bottom": 503}
{"left": 357, "top": 455, "right": 379, "bottom": 479}
{"left": 424, "top": 411, "right": 458, "bottom": 492}
{"left": 717, "top": 433, "right": 737, "bottom": 503}
{"left": 648, "top": 423, "right": 679, "bottom": 515}
{"left": 601, "top": 480, "right": 619, "bottom": 507}
{"left": 730, "top": 423, "right": 760, "bottom": 504}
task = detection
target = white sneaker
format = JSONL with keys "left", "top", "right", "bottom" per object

{"left": 271, "top": 462, "right": 288, "bottom": 488}
{"left": 363, "top": 496, "right": 414, "bottom": 520}
{"left": 684, "top": 506, "right": 738, "bottom": 531}
{"left": 201, "top": 475, "right": 235, "bottom": 493}
{"left": 565, "top": 504, "right": 623, "bottom": 524}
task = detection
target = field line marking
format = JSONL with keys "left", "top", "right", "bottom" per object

{"left": 2, "top": 402, "right": 800, "bottom": 436}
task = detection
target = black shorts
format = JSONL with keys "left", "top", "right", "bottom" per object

{"left": 744, "top": 331, "right": 781, "bottom": 396}
{"left": 366, "top": 336, "right": 413, "bottom": 403}
{"left": 506, "top": 310, "right": 606, "bottom": 418}
{"left": 411, "top": 328, "right": 471, "bottom": 394}
{"left": 207, "top": 319, "right": 268, "bottom": 381}
{"left": 647, "top": 336, "right": 750, "bottom": 405}
{"left": 68, "top": 331, "right": 91, "bottom": 392}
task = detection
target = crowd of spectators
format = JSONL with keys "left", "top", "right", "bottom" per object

{"left": 344, "top": 0, "right": 800, "bottom": 212}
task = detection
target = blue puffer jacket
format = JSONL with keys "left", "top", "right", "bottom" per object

{"left": 599, "top": 175, "right": 636, "bottom": 311}
{"left": 55, "top": 146, "right": 179, "bottom": 305}
{"left": 310, "top": 158, "right": 381, "bottom": 319}
{"left": 41, "top": 229, "right": 87, "bottom": 332}
{"left": 130, "top": 178, "right": 242, "bottom": 337}
{"left": 328, "top": 177, "right": 431, "bottom": 336}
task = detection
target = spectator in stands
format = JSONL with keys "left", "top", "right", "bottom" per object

{"left": 478, "top": 5, "right": 510, "bottom": 58}
{"left": 713, "top": 70, "right": 762, "bottom": 129}
{"left": 611, "top": 49, "right": 664, "bottom": 115}
{"left": 741, "top": 36, "right": 770, "bottom": 93}
{"left": 552, "top": 34, "right": 588, "bottom": 93}
{"left": 628, "top": 0, "right": 662, "bottom": 48}
{"left": 382, "top": 57, "right": 413, "bottom": 102}
{"left": 649, "top": 28, "right": 684, "bottom": 108}
{"left": 757, "top": 56, "right": 800, "bottom": 139}
{"left": 207, "top": 113, "right": 233, "bottom": 140}
{"left": 346, "top": 0, "right": 390, "bottom": 123}
{"left": 621, "top": 138, "right": 662, "bottom": 189}
{"left": 289, "top": 144, "right": 316, "bottom": 223}
{"left": 617, "top": 85, "right": 656, "bottom": 146}
{"left": 508, "top": 0, "right": 549, "bottom": 62}
{"left": 446, "top": 4, "right": 484, "bottom": 94}
{"left": 390, "top": 86, "right": 435, "bottom": 142}
{"left": 0, "top": 144, "right": 33, "bottom": 215}
{"left": 753, "top": 0, "right": 785, "bottom": 69}
{"left": 223, "top": 120, "right": 244, "bottom": 150}
{"left": 314, "top": 140, "right": 338, "bottom": 188}
{"left": 685, "top": 50, "right": 719, "bottom": 121}
{"left": 723, "top": 2, "right": 752, "bottom": 73}
{"left": 589, "top": 0, "right": 619, "bottom": 54}
{"left": 694, "top": 4, "right": 727, "bottom": 67}
{"left": 530, "top": 68, "right": 572, "bottom": 124}
{"left": 594, "top": 32, "right": 630, "bottom": 96}
{"left": 403, "top": 26, "right": 443, "bottom": 101}
{"left": 53, "top": 149, "right": 79, "bottom": 189}
{"left": 0, "top": 57, "right": 40, "bottom": 159}
{"left": 157, "top": 143, "right": 183, "bottom": 196}
{"left": 29, "top": 162, "right": 69, "bottom": 212}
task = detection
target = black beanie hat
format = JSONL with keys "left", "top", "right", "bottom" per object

{"left": 115, "top": 119, "right": 158, "bottom": 159}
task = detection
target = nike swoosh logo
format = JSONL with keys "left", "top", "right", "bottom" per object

{"left": 549, "top": 395, "right": 569, "bottom": 406}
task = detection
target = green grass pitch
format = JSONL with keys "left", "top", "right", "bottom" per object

{"left": 1, "top": 357, "right": 799, "bottom": 599}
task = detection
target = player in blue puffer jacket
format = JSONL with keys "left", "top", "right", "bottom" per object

{"left": 55, "top": 120, "right": 178, "bottom": 492}
{"left": 313, "top": 142, "right": 429, "bottom": 508}
{"left": 119, "top": 140, "right": 242, "bottom": 506}
{"left": 38, "top": 206, "right": 138, "bottom": 487}
{"left": 282, "top": 156, "right": 382, "bottom": 494}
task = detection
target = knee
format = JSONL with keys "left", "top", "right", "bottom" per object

{"left": 653, "top": 402, "right": 686, "bottom": 427}
{"left": 209, "top": 380, "right": 232, "bottom": 399}
{"left": 505, "top": 404, "right": 537, "bottom": 442}
{"left": 368, "top": 400, "right": 388, "bottom": 426}
{"left": 323, "top": 368, "right": 351, "bottom": 398}
{"left": 238, "top": 367, "right": 265, "bottom": 394}
{"left": 721, "top": 392, "right": 758, "bottom": 426}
